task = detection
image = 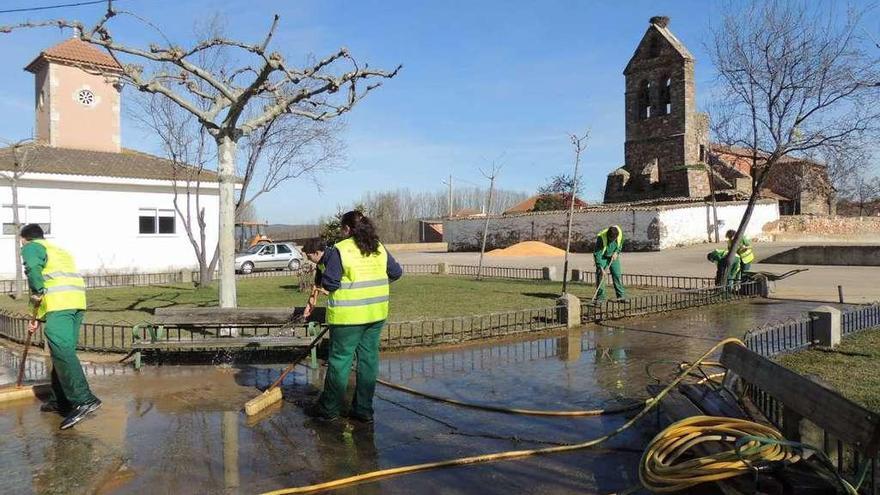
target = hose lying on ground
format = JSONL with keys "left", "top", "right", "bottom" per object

{"left": 376, "top": 378, "right": 645, "bottom": 417}
{"left": 639, "top": 416, "right": 800, "bottom": 493}
{"left": 260, "top": 337, "right": 750, "bottom": 495}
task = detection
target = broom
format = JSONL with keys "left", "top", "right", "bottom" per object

{"left": 0, "top": 308, "right": 41, "bottom": 403}
{"left": 244, "top": 324, "right": 330, "bottom": 416}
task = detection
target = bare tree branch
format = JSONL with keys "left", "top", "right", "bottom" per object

{"left": 2, "top": 8, "right": 400, "bottom": 306}
{"left": 710, "top": 0, "right": 880, "bottom": 283}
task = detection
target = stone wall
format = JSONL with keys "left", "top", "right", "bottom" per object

{"left": 765, "top": 216, "right": 880, "bottom": 236}
{"left": 444, "top": 200, "right": 780, "bottom": 252}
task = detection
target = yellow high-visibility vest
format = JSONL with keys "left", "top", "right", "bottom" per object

{"left": 728, "top": 237, "right": 755, "bottom": 264}
{"left": 596, "top": 225, "right": 624, "bottom": 257}
{"left": 32, "top": 240, "right": 86, "bottom": 319}
{"left": 326, "top": 237, "right": 389, "bottom": 325}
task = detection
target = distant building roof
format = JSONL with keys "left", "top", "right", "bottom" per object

{"left": 25, "top": 38, "right": 122, "bottom": 73}
{"left": 759, "top": 188, "right": 790, "bottom": 201}
{"left": 0, "top": 145, "right": 224, "bottom": 182}
{"left": 709, "top": 143, "right": 823, "bottom": 168}
{"left": 451, "top": 208, "right": 483, "bottom": 218}
{"left": 504, "top": 194, "right": 588, "bottom": 214}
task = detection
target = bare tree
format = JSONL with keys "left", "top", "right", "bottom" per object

{"left": 0, "top": 139, "right": 35, "bottom": 298}
{"left": 132, "top": 95, "right": 221, "bottom": 285}
{"left": 561, "top": 131, "right": 589, "bottom": 294}
{"left": 477, "top": 160, "right": 503, "bottom": 279}
{"left": 346, "top": 187, "right": 528, "bottom": 243}
{"left": 710, "top": 0, "right": 879, "bottom": 282}
{"left": 236, "top": 203, "right": 259, "bottom": 223}
{"left": 849, "top": 171, "right": 880, "bottom": 217}
{"left": 134, "top": 63, "right": 345, "bottom": 285}
{"left": 2, "top": 4, "right": 400, "bottom": 307}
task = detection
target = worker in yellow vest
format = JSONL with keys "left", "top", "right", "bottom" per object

{"left": 725, "top": 230, "right": 755, "bottom": 272}
{"left": 305, "top": 211, "right": 403, "bottom": 423}
{"left": 20, "top": 224, "right": 101, "bottom": 430}
{"left": 594, "top": 225, "right": 627, "bottom": 301}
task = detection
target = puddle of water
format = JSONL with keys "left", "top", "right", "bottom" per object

{"left": 0, "top": 299, "right": 835, "bottom": 494}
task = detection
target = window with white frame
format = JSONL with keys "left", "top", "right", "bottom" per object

{"left": 138, "top": 208, "right": 176, "bottom": 234}
{"left": 1, "top": 205, "right": 51, "bottom": 235}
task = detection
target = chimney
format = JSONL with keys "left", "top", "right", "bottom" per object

{"left": 650, "top": 16, "right": 670, "bottom": 28}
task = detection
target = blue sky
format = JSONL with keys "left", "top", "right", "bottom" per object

{"left": 0, "top": 1, "right": 871, "bottom": 223}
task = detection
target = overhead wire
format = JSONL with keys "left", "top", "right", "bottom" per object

{"left": 0, "top": 0, "right": 124, "bottom": 15}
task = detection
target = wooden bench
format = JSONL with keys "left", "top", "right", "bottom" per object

{"left": 131, "top": 307, "right": 327, "bottom": 368}
{"left": 650, "top": 343, "right": 880, "bottom": 494}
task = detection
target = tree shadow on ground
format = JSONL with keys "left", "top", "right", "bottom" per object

{"left": 521, "top": 292, "right": 561, "bottom": 299}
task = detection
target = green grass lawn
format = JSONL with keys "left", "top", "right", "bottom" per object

{"left": 0, "top": 275, "right": 663, "bottom": 324}
{"left": 778, "top": 328, "right": 880, "bottom": 413}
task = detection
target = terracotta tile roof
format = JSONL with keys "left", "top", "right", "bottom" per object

{"left": 503, "top": 194, "right": 588, "bottom": 214}
{"left": 0, "top": 145, "right": 223, "bottom": 182}
{"left": 709, "top": 143, "right": 823, "bottom": 167}
{"left": 451, "top": 208, "right": 482, "bottom": 218}
{"left": 25, "top": 38, "right": 122, "bottom": 73}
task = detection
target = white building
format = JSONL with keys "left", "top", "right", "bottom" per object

{"left": 0, "top": 38, "right": 223, "bottom": 277}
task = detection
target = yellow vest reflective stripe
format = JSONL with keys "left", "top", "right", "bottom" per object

{"left": 32, "top": 240, "right": 86, "bottom": 318}
{"left": 326, "top": 238, "right": 389, "bottom": 325}
{"left": 596, "top": 226, "right": 624, "bottom": 257}
{"left": 728, "top": 238, "right": 755, "bottom": 264}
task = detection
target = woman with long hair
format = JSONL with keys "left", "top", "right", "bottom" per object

{"left": 306, "top": 210, "right": 403, "bottom": 423}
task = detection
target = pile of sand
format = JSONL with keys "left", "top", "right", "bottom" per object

{"left": 487, "top": 241, "right": 566, "bottom": 257}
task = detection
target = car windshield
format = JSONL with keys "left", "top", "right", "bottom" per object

{"left": 245, "top": 245, "right": 265, "bottom": 254}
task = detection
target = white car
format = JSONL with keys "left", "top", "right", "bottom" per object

{"left": 234, "top": 242, "right": 303, "bottom": 274}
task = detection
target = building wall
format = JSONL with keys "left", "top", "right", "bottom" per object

{"left": 35, "top": 63, "right": 121, "bottom": 152}
{"left": 33, "top": 68, "right": 51, "bottom": 144}
{"left": 0, "top": 175, "right": 220, "bottom": 277}
{"left": 444, "top": 200, "right": 780, "bottom": 252}
{"left": 656, "top": 200, "right": 779, "bottom": 249}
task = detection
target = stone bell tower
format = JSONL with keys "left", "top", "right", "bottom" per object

{"left": 605, "top": 16, "right": 709, "bottom": 203}
{"left": 25, "top": 37, "right": 123, "bottom": 153}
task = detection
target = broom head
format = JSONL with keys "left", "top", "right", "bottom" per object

{"left": 245, "top": 386, "right": 283, "bottom": 416}
{"left": 0, "top": 385, "right": 37, "bottom": 403}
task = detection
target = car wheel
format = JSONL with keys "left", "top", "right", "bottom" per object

{"left": 241, "top": 262, "right": 254, "bottom": 274}
{"left": 287, "top": 259, "right": 302, "bottom": 271}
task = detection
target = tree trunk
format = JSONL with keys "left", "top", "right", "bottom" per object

{"left": 722, "top": 186, "right": 761, "bottom": 284}
{"left": 10, "top": 178, "right": 23, "bottom": 299}
{"left": 561, "top": 148, "right": 582, "bottom": 294}
{"left": 217, "top": 135, "right": 238, "bottom": 308}
{"left": 706, "top": 165, "right": 720, "bottom": 243}
{"left": 476, "top": 176, "right": 496, "bottom": 280}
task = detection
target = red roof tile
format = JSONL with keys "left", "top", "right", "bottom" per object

{"left": 504, "top": 194, "right": 588, "bottom": 214}
{"left": 25, "top": 38, "right": 122, "bottom": 73}
{"left": 0, "top": 145, "right": 225, "bottom": 182}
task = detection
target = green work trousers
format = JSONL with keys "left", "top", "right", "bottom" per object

{"left": 596, "top": 258, "right": 626, "bottom": 300}
{"left": 44, "top": 310, "right": 96, "bottom": 408}
{"left": 317, "top": 320, "right": 384, "bottom": 418}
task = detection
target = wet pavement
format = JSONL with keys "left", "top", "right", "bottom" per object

{"left": 0, "top": 299, "right": 833, "bottom": 495}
